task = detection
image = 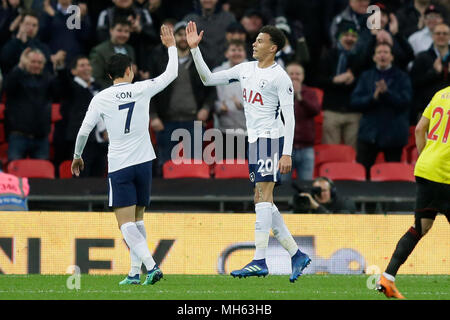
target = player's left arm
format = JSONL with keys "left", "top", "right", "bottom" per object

{"left": 144, "top": 25, "right": 178, "bottom": 95}
{"left": 278, "top": 75, "right": 295, "bottom": 174}
{"left": 72, "top": 100, "right": 101, "bottom": 176}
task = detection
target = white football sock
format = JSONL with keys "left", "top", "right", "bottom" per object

{"left": 272, "top": 204, "right": 299, "bottom": 257}
{"left": 383, "top": 272, "right": 395, "bottom": 282}
{"left": 120, "top": 222, "right": 156, "bottom": 272}
{"left": 254, "top": 202, "right": 272, "bottom": 260}
{"left": 128, "top": 220, "right": 147, "bottom": 276}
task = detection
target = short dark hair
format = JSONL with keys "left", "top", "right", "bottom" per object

{"left": 110, "top": 17, "right": 132, "bottom": 30}
{"left": 374, "top": 42, "right": 393, "bottom": 54}
{"left": 259, "top": 25, "right": 285, "bottom": 52}
{"left": 227, "top": 39, "right": 246, "bottom": 50}
{"left": 21, "top": 9, "right": 39, "bottom": 22}
{"left": 69, "top": 55, "right": 89, "bottom": 70}
{"left": 106, "top": 54, "right": 132, "bottom": 80}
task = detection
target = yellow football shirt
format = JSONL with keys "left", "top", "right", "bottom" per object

{"left": 414, "top": 86, "right": 450, "bottom": 184}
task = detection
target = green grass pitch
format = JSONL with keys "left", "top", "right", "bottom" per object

{"left": 0, "top": 274, "right": 448, "bottom": 300}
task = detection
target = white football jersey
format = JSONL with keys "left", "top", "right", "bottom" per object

{"left": 75, "top": 46, "right": 178, "bottom": 173}
{"left": 191, "top": 47, "right": 295, "bottom": 156}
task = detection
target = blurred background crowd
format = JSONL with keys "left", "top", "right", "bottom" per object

{"left": 0, "top": 0, "right": 449, "bottom": 181}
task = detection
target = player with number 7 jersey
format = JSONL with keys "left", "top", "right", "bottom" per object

{"left": 71, "top": 25, "right": 178, "bottom": 286}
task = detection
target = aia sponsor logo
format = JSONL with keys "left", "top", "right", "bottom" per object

{"left": 243, "top": 88, "right": 264, "bottom": 105}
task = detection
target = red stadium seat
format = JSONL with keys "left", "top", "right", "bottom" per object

{"left": 319, "top": 162, "right": 366, "bottom": 181}
{"left": 0, "top": 103, "right": 5, "bottom": 120}
{"left": 370, "top": 162, "right": 415, "bottom": 182}
{"left": 375, "top": 148, "right": 409, "bottom": 164}
{"left": 314, "top": 144, "right": 356, "bottom": 166}
{"left": 0, "top": 123, "right": 5, "bottom": 143}
{"left": 0, "top": 143, "right": 8, "bottom": 166}
{"left": 215, "top": 160, "right": 249, "bottom": 179}
{"left": 314, "top": 111, "right": 323, "bottom": 145}
{"left": 162, "top": 160, "right": 210, "bottom": 179}
{"left": 409, "top": 146, "right": 419, "bottom": 165}
{"left": 59, "top": 160, "right": 73, "bottom": 179}
{"left": 310, "top": 87, "right": 324, "bottom": 146}
{"left": 310, "top": 87, "right": 324, "bottom": 106}
{"left": 51, "top": 103, "right": 62, "bottom": 122}
{"left": 7, "top": 159, "right": 55, "bottom": 179}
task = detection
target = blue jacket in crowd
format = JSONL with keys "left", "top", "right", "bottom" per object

{"left": 350, "top": 66, "right": 412, "bottom": 148}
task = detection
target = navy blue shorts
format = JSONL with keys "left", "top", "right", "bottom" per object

{"left": 107, "top": 161, "right": 152, "bottom": 208}
{"left": 248, "top": 137, "right": 284, "bottom": 187}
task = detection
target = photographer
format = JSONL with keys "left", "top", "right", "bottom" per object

{"left": 293, "top": 177, "right": 356, "bottom": 213}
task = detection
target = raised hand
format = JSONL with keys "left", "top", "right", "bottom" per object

{"left": 186, "top": 21, "right": 204, "bottom": 49}
{"left": 160, "top": 24, "right": 175, "bottom": 48}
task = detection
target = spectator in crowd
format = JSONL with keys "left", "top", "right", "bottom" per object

{"left": 274, "top": 18, "right": 297, "bottom": 69}
{"left": 293, "top": 176, "right": 356, "bottom": 213}
{"left": 396, "top": 0, "right": 448, "bottom": 38}
{"left": 184, "top": 0, "right": 236, "bottom": 69}
{"left": 3, "top": 48, "right": 61, "bottom": 161}
{"left": 408, "top": 4, "right": 446, "bottom": 56}
{"left": 410, "top": 23, "right": 450, "bottom": 123}
{"left": 363, "top": 3, "right": 414, "bottom": 71}
{"left": 0, "top": 162, "right": 30, "bottom": 210}
{"left": 40, "top": 0, "right": 92, "bottom": 66}
{"left": 316, "top": 20, "right": 361, "bottom": 150}
{"left": 225, "top": 22, "right": 251, "bottom": 58}
{"left": 260, "top": 0, "right": 329, "bottom": 80}
{"left": 53, "top": 55, "right": 107, "bottom": 177}
{"left": 351, "top": 43, "right": 412, "bottom": 177}
{"left": 96, "top": 0, "right": 159, "bottom": 69}
{"left": 149, "top": 21, "right": 216, "bottom": 174}
{"left": 89, "top": 18, "right": 137, "bottom": 90}
{"left": 221, "top": 0, "right": 260, "bottom": 21}
{"left": 213, "top": 39, "right": 247, "bottom": 160}
{"left": 0, "top": 10, "right": 57, "bottom": 74}
{"left": 239, "top": 8, "right": 264, "bottom": 57}
{"left": 281, "top": 61, "right": 320, "bottom": 183}
{"left": 0, "top": 0, "right": 25, "bottom": 48}
{"left": 330, "top": 0, "right": 371, "bottom": 48}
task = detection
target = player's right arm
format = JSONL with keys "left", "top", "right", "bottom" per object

{"left": 72, "top": 99, "right": 101, "bottom": 176}
{"left": 186, "top": 21, "right": 240, "bottom": 86}
{"left": 415, "top": 115, "right": 430, "bottom": 155}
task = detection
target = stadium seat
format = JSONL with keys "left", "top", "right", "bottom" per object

{"left": 375, "top": 149, "right": 409, "bottom": 164}
{"left": 0, "top": 123, "right": 5, "bottom": 143}
{"left": 409, "top": 146, "right": 419, "bottom": 165}
{"left": 162, "top": 160, "right": 210, "bottom": 179}
{"left": 7, "top": 159, "right": 55, "bottom": 179}
{"left": 59, "top": 160, "right": 73, "bottom": 179}
{"left": 51, "top": 103, "right": 62, "bottom": 122}
{"left": 314, "top": 111, "right": 323, "bottom": 145}
{"left": 310, "top": 87, "right": 324, "bottom": 146}
{"left": 370, "top": 162, "right": 415, "bottom": 182}
{"left": 0, "top": 143, "right": 8, "bottom": 166}
{"left": 310, "top": 87, "right": 324, "bottom": 106}
{"left": 314, "top": 144, "right": 356, "bottom": 166}
{"left": 319, "top": 162, "right": 366, "bottom": 181}
{"left": 0, "top": 103, "right": 4, "bottom": 120}
{"left": 215, "top": 160, "right": 249, "bottom": 179}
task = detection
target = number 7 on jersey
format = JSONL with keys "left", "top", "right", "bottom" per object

{"left": 119, "top": 102, "right": 135, "bottom": 134}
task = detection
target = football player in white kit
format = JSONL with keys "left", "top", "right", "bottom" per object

{"left": 71, "top": 25, "right": 178, "bottom": 285}
{"left": 186, "top": 21, "right": 311, "bottom": 282}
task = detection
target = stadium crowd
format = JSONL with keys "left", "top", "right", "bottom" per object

{"left": 0, "top": 0, "right": 449, "bottom": 179}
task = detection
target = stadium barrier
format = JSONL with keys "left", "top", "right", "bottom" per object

{"left": 0, "top": 212, "right": 448, "bottom": 275}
